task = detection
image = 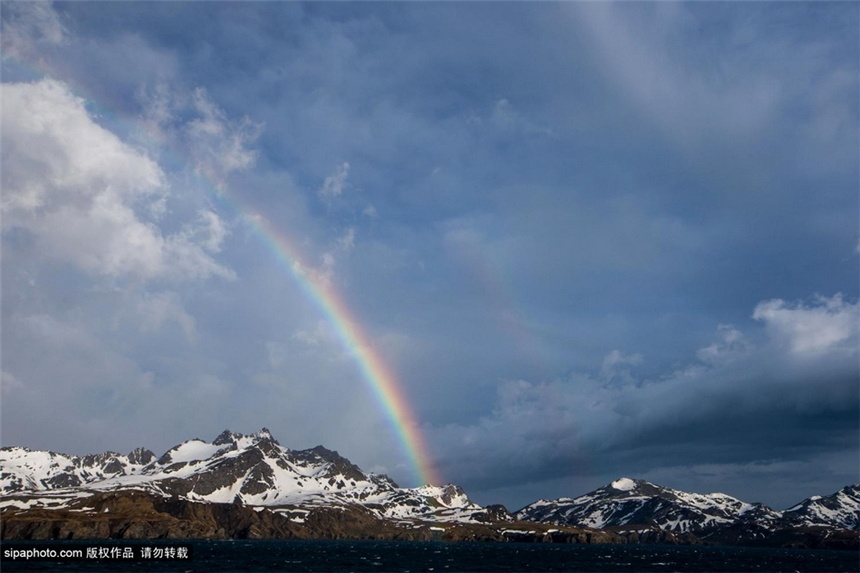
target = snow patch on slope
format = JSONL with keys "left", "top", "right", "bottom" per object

{"left": 611, "top": 478, "right": 636, "bottom": 491}
{"left": 165, "top": 440, "right": 228, "bottom": 464}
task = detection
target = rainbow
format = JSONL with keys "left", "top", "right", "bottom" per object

{"left": 3, "top": 58, "right": 440, "bottom": 486}
{"left": 239, "top": 210, "right": 441, "bottom": 487}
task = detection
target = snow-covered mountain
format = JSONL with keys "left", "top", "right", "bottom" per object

{"left": 1, "top": 447, "right": 156, "bottom": 493}
{"left": 516, "top": 477, "right": 860, "bottom": 538}
{"left": 0, "top": 428, "right": 492, "bottom": 525}
{"left": 516, "top": 478, "right": 780, "bottom": 534}
{"left": 781, "top": 484, "right": 860, "bottom": 530}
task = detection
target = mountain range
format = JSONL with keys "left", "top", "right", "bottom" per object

{"left": 1, "top": 428, "right": 857, "bottom": 549}
{"left": 517, "top": 477, "right": 859, "bottom": 547}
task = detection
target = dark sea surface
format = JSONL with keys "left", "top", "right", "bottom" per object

{"left": 2, "top": 539, "right": 858, "bottom": 572}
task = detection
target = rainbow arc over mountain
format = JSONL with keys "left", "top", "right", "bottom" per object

{"left": 4, "top": 58, "right": 440, "bottom": 487}
{"left": 241, "top": 211, "right": 441, "bottom": 487}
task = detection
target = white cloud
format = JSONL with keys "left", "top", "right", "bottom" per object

{"left": 753, "top": 294, "right": 858, "bottom": 356}
{"left": 135, "top": 84, "right": 263, "bottom": 186}
{"left": 696, "top": 324, "right": 748, "bottom": 365}
{"left": 601, "top": 349, "right": 643, "bottom": 385}
{"left": 363, "top": 205, "right": 378, "bottom": 219}
{"left": 187, "top": 210, "right": 229, "bottom": 254}
{"left": 318, "top": 162, "right": 350, "bottom": 202}
{"left": 1, "top": 1, "right": 66, "bottom": 60}
{"left": 2, "top": 79, "right": 164, "bottom": 211}
{"left": 291, "top": 228, "right": 357, "bottom": 287}
{"left": 202, "top": 210, "right": 229, "bottom": 252}
{"left": 136, "top": 81, "right": 176, "bottom": 142}
{"left": 186, "top": 87, "right": 263, "bottom": 187}
{"left": 1, "top": 79, "right": 233, "bottom": 282}
{"left": 291, "top": 259, "right": 331, "bottom": 288}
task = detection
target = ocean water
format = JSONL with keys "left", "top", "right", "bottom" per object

{"left": 2, "top": 539, "right": 857, "bottom": 572}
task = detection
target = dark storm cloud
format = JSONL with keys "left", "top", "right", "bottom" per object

{"left": 428, "top": 295, "right": 859, "bottom": 509}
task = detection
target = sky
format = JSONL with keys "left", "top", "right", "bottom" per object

{"left": 1, "top": 1, "right": 858, "bottom": 512}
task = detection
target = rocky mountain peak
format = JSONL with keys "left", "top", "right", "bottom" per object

{"left": 253, "top": 427, "right": 278, "bottom": 444}
{"left": 0, "top": 446, "right": 29, "bottom": 453}
{"left": 440, "top": 484, "right": 467, "bottom": 505}
{"left": 518, "top": 477, "right": 758, "bottom": 532}
{"left": 292, "top": 445, "right": 365, "bottom": 482}
{"left": 209, "top": 428, "right": 280, "bottom": 452}
{"left": 370, "top": 473, "right": 400, "bottom": 489}
{"left": 782, "top": 483, "right": 860, "bottom": 530}
{"left": 127, "top": 447, "right": 156, "bottom": 466}
{"left": 80, "top": 452, "right": 125, "bottom": 476}
{"left": 212, "top": 429, "right": 241, "bottom": 446}
{"left": 306, "top": 445, "right": 340, "bottom": 460}
{"left": 481, "top": 504, "right": 515, "bottom": 523}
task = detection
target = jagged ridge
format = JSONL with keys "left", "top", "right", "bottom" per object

{"left": 0, "top": 428, "right": 494, "bottom": 525}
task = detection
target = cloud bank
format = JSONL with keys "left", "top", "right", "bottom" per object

{"left": 429, "top": 294, "right": 858, "bottom": 506}
{"left": 2, "top": 79, "right": 232, "bottom": 282}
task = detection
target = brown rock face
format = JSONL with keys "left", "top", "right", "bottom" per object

{"left": 1, "top": 491, "right": 299, "bottom": 540}
{"left": 474, "top": 504, "right": 515, "bottom": 523}
{"left": 0, "top": 490, "right": 627, "bottom": 544}
{"left": 126, "top": 448, "right": 156, "bottom": 466}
